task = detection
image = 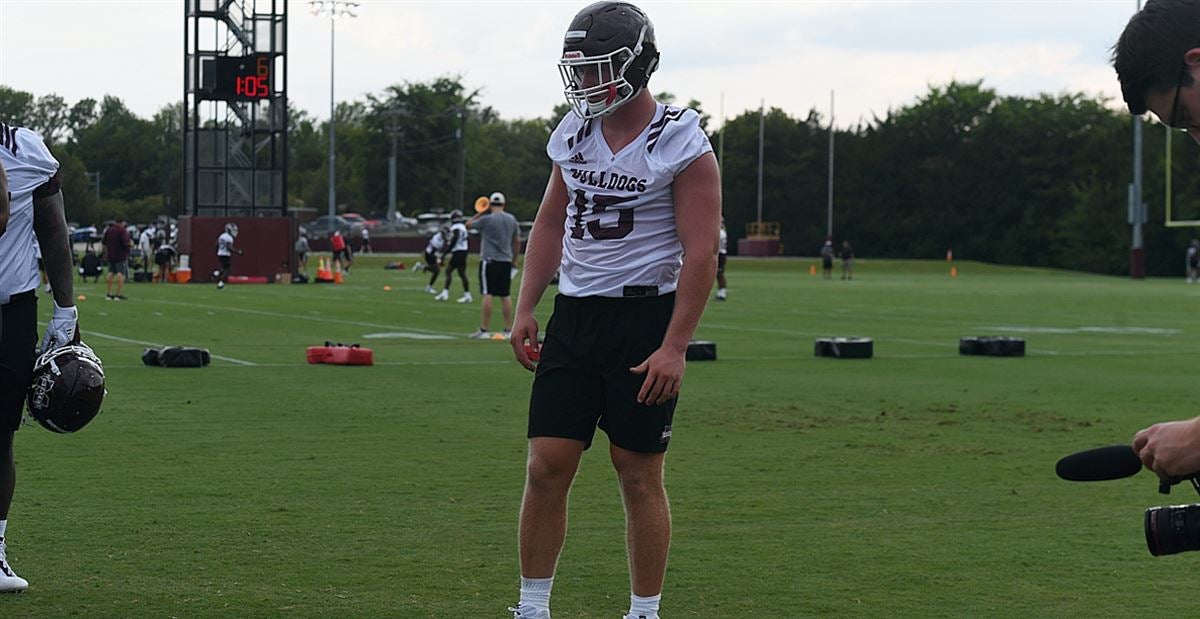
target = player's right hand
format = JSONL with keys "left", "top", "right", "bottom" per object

{"left": 510, "top": 313, "right": 540, "bottom": 372}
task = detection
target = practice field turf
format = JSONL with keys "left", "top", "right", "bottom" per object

{"left": 5, "top": 255, "right": 1200, "bottom": 617}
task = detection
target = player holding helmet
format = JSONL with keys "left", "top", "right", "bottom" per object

{"left": 508, "top": 3, "right": 721, "bottom": 618}
{"left": 0, "top": 121, "right": 102, "bottom": 592}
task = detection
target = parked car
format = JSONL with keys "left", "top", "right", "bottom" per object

{"left": 305, "top": 215, "right": 364, "bottom": 240}
{"left": 342, "top": 212, "right": 383, "bottom": 229}
{"left": 70, "top": 226, "right": 99, "bottom": 243}
{"left": 415, "top": 212, "right": 453, "bottom": 236}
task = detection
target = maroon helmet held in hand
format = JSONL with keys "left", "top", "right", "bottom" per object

{"left": 26, "top": 343, "right": 106, "bottom": 434}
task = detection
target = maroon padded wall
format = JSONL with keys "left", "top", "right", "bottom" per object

{"left": 178, "top": 216, "right": 296, "bottom": 282}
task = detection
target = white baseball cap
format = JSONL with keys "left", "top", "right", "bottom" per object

{"left": 489, "top": 192, "right": 506, "bottom": 206}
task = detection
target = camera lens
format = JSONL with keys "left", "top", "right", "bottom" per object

{"left": 1145, "top": 503, "right": 1200, "bottom": 556}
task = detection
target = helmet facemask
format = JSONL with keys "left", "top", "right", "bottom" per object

{"left": 559, "top": 22, "right": 657, "bottom": 119}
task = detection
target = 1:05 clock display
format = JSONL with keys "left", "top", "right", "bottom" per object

{"left": 209, "top": 54, "right": 273, "bottom": 101}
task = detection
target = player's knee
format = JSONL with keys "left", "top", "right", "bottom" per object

{"left": 612, "top": 458, "right": 664, "bottom": 498}
{"left": 526, "top": 453, "right": 575, "bottom": 491}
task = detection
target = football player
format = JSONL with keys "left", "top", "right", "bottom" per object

{"left": 214, "top": 223, "right": 242, "bottom": 289}
{"left": 0, "top": 122, "right": 83, "bottom": 592}
{"left": 715, "top": 217, "right": 728, "bottom": 300}
{"left": 422, "top": 224, "right": 448, "bottom": 293}
{"left": 507, "top": 4, "right": 720, "bottom": 619}
{"left": 434, "top": 211, "right": 472, "bottom": 303}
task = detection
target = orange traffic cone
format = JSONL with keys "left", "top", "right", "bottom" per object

{"left": 316, "top": 257, "right": 334, "bottom": 283}
{"left": 332, "top": 261, "right": 344, "bottom": 284}
{"left": 809, "top": 264, "right": 817, "bottom": 276}
{"left": 950, "top": 266, "right": 958, "bottom": 278}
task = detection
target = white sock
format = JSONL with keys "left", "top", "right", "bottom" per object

{"left": 630, "top": 592, "right": 661, "bottom": 617}
{"left": 718, "top": 288, "right": 727, "bottom": 295}
{"left": 519, "top": 576, "right": 553, "bottom": 611}
{"left": 0, "top": 519, "right": 6, "bottom": 539}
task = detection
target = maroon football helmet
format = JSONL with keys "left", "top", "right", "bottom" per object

{"left": 26, "top": 343, "right": 106, "bottom": 434}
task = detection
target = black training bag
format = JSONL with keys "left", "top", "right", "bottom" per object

{"left": 155, "top": 346, "right": 211, "bottom": 368}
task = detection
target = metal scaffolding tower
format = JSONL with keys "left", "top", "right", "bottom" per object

{"left": 184, "top": 0, "right": 287, "bottom": 217}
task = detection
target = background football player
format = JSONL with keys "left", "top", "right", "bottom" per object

{"left": 214, "top": 222, "right": 242, "bottom": 289}
{"left": 0, "top": 121, "right": 82, "bottom": 592}
{"left": 435, "top": 210, "right": 473, "bottom": 303}
{"left": 507, "top": 3, "right": 721, "bottom": 618}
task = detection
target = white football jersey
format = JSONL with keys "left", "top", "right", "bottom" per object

{"left": 449, "top": 222, "right": 469, "bottom": 252}
{"left": 426, "top": 231, "right": 446, "bottom": 254}
{"left": 719, "top": 227, "right": 728, "bottom": 255}
{"left": 217, "top": 232, "right": 235, "bottom": 256}
{"left": 0, "top": 123, "right": 59, "bottom": 304}
{"left": 546, "top": 103, "right": 712, "bottom": 297}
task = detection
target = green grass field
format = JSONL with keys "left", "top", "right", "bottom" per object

{"left": 3, "top": 255, "right": 1199, "bottom": 617}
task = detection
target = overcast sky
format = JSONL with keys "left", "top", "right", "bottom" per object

{"left": 0, "top": 0, "right": 1139, "bottom": 128}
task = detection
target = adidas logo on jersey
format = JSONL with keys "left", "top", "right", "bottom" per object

{"left": 568, "top": 152, "right": 587, "bottom": 165}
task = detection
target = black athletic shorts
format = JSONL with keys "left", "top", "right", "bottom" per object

{"left": 0, "top": 290, "right": 38, "bottom": 433}
{"left": 529, "top": 292, "right": 677, "bottom": 453}
{"left": 717, "top": 253, "right": 727, "bottom": 275}
{"left": 219, "top": 255, "right": 232, "bottom": 271}
{"left": 108, "top": 259, "right": 129, "bottom": 276}
{"left": 822, "top": 256, "right": 833, "bottom": 269}
{"left": 480, "top": 259, "right": 512, "bottom": 297}
{"left": 425, "top": 251, "right": 440, "bottom": 268}
{"left": 448, "top": 250, "right": 468, "bottom": 270}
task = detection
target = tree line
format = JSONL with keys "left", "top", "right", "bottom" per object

{"left": 1, "top": 78, "right": 1197, "bottom": 276}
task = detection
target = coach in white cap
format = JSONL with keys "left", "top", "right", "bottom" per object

{"left": 465, "top": 191, "right": 522, "bottom": 339}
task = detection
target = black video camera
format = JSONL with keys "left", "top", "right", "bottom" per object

{"left": 1055, "top": 444, "right": 1200, "bottom": 556}
{"left": 1145, "top": 478, "right": 1200, "bottom": 556}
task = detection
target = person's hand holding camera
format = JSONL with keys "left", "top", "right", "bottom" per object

{"left": 1133, "top": 416, "right": 1200, "bottom": 478}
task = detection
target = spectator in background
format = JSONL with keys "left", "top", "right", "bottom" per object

{"left": 1187, "top": 239, "right": 1199, "bottom": 283}
{"left": 820, "top": 239, "right": 834, "bottom": 280}
{"left": 330, "top": 230, "right": 351, "bottom": 274}
{"left": 154, "top": 238, "right": 176, "bottom": 283}
{"left": 360, "top": 227, "right": 372, "bottom": 254}
{"left": 138, "top": 224, "right": 154, "bottom": 273}
{"left": 840, "top": 240, "right": 855, "bottom": 281}
{"left": 295, "top": 234, "right": 310, "bottom": 276}
{"left": 102, "top": 216, "right": 132, "bottom": 300}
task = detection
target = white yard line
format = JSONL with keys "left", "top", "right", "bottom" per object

{"left": 79, "top": 329, "right": 258, "bottom": 366}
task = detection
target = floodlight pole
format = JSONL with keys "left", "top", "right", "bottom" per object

{"left": 1131, "top": 0, "right": 1146, "bottom": 279}
{"left": 827, "top": 90, "right": 835, "bottom": 238}
{"left": 328, "top": 17, "right": 336, "bottom": 219}
{"left": 756, "top": 99, "right": 764, "bottom": 227}
{"left": 310, "top": 1, "right": 359, "bottom": 220}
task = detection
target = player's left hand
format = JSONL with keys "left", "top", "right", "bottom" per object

{"left": 630, "top": 346, "right": 685, "bottom": 406}
{"left": 40, "top": 302, "right": 79, "bottom": 354}
{"left": 237, "top": 249, "right": 245, "bottom": 256}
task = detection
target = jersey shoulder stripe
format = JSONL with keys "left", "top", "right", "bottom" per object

{"left": 0, "top": 123, "right": 18, "bottom": 155}
{"left": 646, "top": 106, "right": 688, "bottom": 154}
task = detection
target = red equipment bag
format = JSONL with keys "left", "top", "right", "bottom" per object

{"left": 306, "top": 342, "right": 374, "bottom": 366}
